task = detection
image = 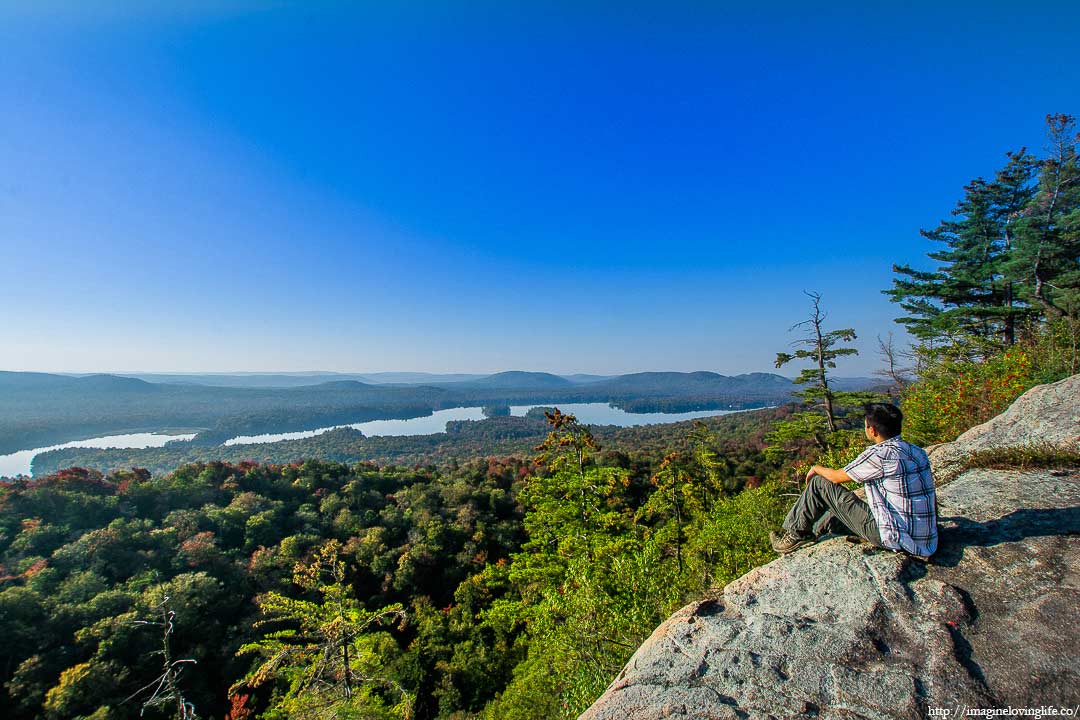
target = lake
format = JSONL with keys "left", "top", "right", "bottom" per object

{"left": 223, "top": 403, "right": 742, "bottom": 446}
{"left": 0, "top": 403, "right": 747, "bottom": 478}
{"left": 0, "top": 432, "right": 198, "bottom": 479}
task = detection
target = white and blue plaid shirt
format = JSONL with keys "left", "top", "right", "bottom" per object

{"left": 844, "top": 437, "right": 938, "bottom": 557}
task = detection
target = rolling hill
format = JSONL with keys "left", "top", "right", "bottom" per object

{"left": 0, "top": 369, "right": 879, "bottom": 460}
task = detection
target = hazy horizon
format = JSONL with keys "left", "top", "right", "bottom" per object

{"left": 1, "top": 367, "right": 841, "bottom": 380}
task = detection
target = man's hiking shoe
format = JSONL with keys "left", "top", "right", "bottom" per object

{"left": 770, "top": 530, "right": 813, "bottom": 554}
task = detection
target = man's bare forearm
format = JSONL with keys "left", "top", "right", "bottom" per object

{"left": 807, "top": 465, "right": 853, "bottom": 484}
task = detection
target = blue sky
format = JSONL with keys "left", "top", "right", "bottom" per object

{"left": 1, "top": 1, "right": 1077, "bottom": 376}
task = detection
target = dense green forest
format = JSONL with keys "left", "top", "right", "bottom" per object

{"left": 0, "top": 407, "right": 786, "bottom": 719}
{"left": 1, "top": 113, "right": 1076, "bottom": 720}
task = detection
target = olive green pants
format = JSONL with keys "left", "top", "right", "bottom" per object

{"left": 782, "top": 474, "right": 883, "bottom": 546}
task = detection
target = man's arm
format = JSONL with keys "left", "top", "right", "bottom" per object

{"left": 806, "top": 465, "right": 853, "bottom": 484}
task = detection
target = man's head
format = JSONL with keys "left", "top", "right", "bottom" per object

{"left": 863, "top": 402, "right": 903, "bottom": 441}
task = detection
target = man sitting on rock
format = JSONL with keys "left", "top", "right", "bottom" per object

{"left": 769, "top": 402, "right": 938, "bottom": 559}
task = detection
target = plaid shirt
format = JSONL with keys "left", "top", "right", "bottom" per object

{"left": 844, "top": 437, "right": 938, "bottom": 557}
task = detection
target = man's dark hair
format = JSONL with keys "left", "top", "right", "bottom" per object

{"left": 863, "top": 402, "right": 902, "bottom": 439}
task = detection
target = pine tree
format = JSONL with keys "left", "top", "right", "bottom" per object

{"left": 889, "top": 113, "right": 1079, "bottom": 373}
{"left": 235, "top": 541, "right": 409, "bottom": 720}
{"left": 526, "top": 408, "right": 628, "bottom": 564}
{"left": 482, "top": 411, "right": 658, "bottom": 719}
{"left": 774, "top": 292, "right": 859, "bottom": 435}
{"left": 635, "top": 452, "right": 694, "bottom": 574}
{"left": 767, "top": 293, "right": 879, "bottom": 463}
{"left": 687, "top": 420, "right": 728, "bottom": 497}
{"left": 1010, "top": 114, "right": 1080, "bottom": 326}
{"left": 886, "top": 150, "right": 1038, "bottom": 350}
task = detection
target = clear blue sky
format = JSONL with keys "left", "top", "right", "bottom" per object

{"left": 1, "top": 1, "right": 1077, "bottom": 376}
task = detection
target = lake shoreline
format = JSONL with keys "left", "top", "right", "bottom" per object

{"left": 6, "top": 404, "right": 770, "bottom": 479}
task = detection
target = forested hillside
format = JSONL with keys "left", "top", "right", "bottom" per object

{"left": 32, "top": 406, "right": 790, "bottom": 478}
{"left": 0, "top": 370, "right": 803, "bottom": 456}
{"left": 0, "top": 410, "right": 785, "bottom": 720}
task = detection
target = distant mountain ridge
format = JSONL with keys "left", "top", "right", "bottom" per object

{"left": 0, "top": 372, "right": 160, "bottom": 394}
{"left": 459, "top": 371, "right": 575, "bottom": 389}
{"left": 360, "top": 372, "right": 488, "bottom": 385}
{"left": 0, "top": 370, "right": 881, "bottom": 458}
{"left": 588, "top": 371, "right": 794, "bottom": 394}
{"left": 14, "top": 370, "right": 877, "bottom": 393}
{"left": 562, "top": 374, "right": 616, "bottom": 384}
{"left": 116, "top": 372, "right": 379, "bottom": 388}
{"left": 0, "top": 370, "right": 883, "bottom": 400}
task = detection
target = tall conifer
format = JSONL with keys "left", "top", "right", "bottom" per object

{"left": 886, "top": 151, "right": 1037, "bottom": 350}
{"left": 766, "top": 293, "right": 877, "bottom": 462}
{"left": 1009, "top": 114, "right": 1080, "bottom": 323}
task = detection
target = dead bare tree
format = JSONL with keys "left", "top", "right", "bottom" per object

{"left": 875, "top": 332, "right": 913, "bottom": 397}
{"left": 126, "top": 594, "right": 198, "bottom": 719}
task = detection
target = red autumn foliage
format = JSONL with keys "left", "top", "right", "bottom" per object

{"left": 224, "top": 693, "right": 253, "bottom": 720}
{"left": 34, "top": 467, "right": 115, "bottom": 495}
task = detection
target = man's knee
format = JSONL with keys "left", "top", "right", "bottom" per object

{"left": 808, "top": 473, "right": 831, "bottom": 493}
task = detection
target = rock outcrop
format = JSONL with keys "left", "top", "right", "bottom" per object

{"left": 928, "top": 373, "right": 1080, "bottom": 484}
{"left": 581, "top": 375, "right": 1080, "bottom": 719}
